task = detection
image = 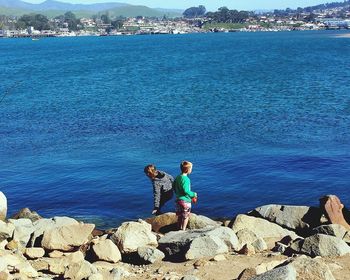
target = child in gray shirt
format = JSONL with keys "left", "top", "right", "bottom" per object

{"left": 144, "top": 164, "right": 174, "bottom": 215}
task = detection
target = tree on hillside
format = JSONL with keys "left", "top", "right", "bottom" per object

{"left": 16, "top": 14, "right": 50, "bottom": 31}
{"left": 111, "top": 19, "right": 124, "bottom": 29}
{"left": 183, "top": 5, "right": 206, "bottom": 18}
{"left": 205, "top": 7, "right": 249, "bottom": 23}
{"left": 64, "top": 11, "right": 79, "bottom": 31}
{"left": 101, "top": 14, "right": 111, "bottom": 24}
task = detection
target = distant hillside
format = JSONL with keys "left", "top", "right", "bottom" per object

{"left": 0, "top": 0, "right": 182, "bottom": 18}
{"left": 0, "top": 5, "right": 30, "bottom": 16}
{"left": 104, "top": 5, "right": 182, "bottom": 18}
{"left": 303, "top": 0, "right": 350, "bottom": 11}
{"left": 0, "top": 0, "right": 129, "bottom": 11}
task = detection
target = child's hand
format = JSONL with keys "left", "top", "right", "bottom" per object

{"left": 192, "top": 196, "right": 198, "bottom": 204}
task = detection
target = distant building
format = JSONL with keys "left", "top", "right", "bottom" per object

{"left": 317, "top": 18, "right": 349, "bottom": 29}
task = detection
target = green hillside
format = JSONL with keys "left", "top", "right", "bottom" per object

{"left": 0, "top": 4, "right": 182, "bottom": 18}
{"left": 101, "top": 5, "right": 181, "bottom": 18}
{"left": 0, "top": 6, "right": 32, "bottom": 16}
{"left": 40, "top": 9, "right": 94, "bottom": 18}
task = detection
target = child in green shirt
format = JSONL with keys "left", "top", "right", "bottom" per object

{"left": 173, "top": 161, "right": 197, "bottom": 230}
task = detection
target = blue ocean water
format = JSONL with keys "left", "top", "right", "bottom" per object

{"left": 1, "top": 31, "right": 350, "bottom": 228}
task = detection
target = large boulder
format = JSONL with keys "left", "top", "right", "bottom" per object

{"left": 146, "top": 213, "right": 219, "bottom": 234}
{"left": 30, "top": 216, "right": 78, "bottom": 247}
{"left": 136, "top": 246, "right": 165, "bottom": 264}
{"left": 64, "top": 260, "right": 96, "bottom": 280}
{"left": 250, "top": 265, "right": 296, "bottom": 280}
{"left": 287, "top": 255, "right": 335, "bottom": 280}
{"left": 8, "top": 218, "right": 35, "bottom": 247}
{"left": 0, "top": 192, "right": 7, "bottom": 221}
{"left": 158, "top": 226, "right": 239, "bottom": 261}
{"left": 41, "top": 223, "right": 95, "bottom": 251}
{"left": 230, "top": 215, "right": 299, "bottom": 242}
{"left": 91, "top": 239, "right": 121, "bottom": 263}
{"left": 30, "top": 251, "right": 84, "bottom": 275}
{"left": 300, "top": 234, "right": 350, "bottom": 257}
{"left": 0, "top": 250, "right": 38, "bottom": 278}
{"left": 252, "top": 205, "right": 322, "bottom": 234}
{"left": 110, "top": 220, "right": 157, "bottom": 253}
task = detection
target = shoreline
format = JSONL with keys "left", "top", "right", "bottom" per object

{"left": 0, "top": 28, "right": 349, "bottom": 39}
{"left": 1, "top": 193, "right": 350, "bottom": 279}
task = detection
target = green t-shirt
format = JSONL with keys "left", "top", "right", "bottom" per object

{"left": 173, "top": 174, "right": 196, "bottom": 203}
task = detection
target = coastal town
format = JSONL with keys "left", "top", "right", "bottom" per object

{"left": 0, "top": 1, "right": 350, "bottom": 38}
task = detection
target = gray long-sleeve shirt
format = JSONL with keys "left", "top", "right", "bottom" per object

{"left": 152, "top": 171, "right": 174, "bottom": 209}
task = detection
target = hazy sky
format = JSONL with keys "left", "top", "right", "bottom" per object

{"left": 24, "top": 0, "right": 327, "bottom": 11}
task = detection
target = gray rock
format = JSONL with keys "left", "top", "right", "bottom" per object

{"left": 250, "top": 265, "right": 296, "bottom": 280}
{"left": 64, "top": 260, "right": 96, "bottom": 280}
{"left": 137, "top": 246, "right": 165, "bottom": 264}
{"left": 110, "top": 220, "right": 157, "bottom": 253}
{"left": 158, "top": 226, "right": 239, "bottom": 261}
{"left": 185, "top": 235, "right": 228, "bottom": 260}
{"left": 301, "top": 234, "right": 350, "bottom": 257}
{"left": 182, "top": 276, "right": 200, "bottom": 280}
{"left": 313, "top": 224, "right": 347, "bottom": 238}
{"left": 287, "top": 255, "right": 335, "bottom": 280}
{"left": 231, "top": 215, "right": 299, "bottom": 240}
{"left": 110, "top": 267, "right": 131, "bottom": 280}
{"left": 253, "top": 204, "right": 322, "bottom": 232}
{"left": 251, "top": 238, "right": 267, "bottom": 252}
{"left": 236, "top": 228, "right": 259, "bottom": 246}
{"left": 0, "top": 192, "right": 7, "bottom": 221}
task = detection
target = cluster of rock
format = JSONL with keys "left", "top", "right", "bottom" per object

{"left": 1, "top": 191, "right": 350, "bottom": 279}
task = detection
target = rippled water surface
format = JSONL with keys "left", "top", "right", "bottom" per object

{"left": 1, "top": 31, "right": 350, "bottom": 227}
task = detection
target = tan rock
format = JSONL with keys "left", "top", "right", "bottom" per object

{"left": 231, "top": 214, "right": 299, "bottom": 241}
{"left": 64, "top": 260, "right": 96, "bottom": 280}
{"left": 92, "top": 261, "right": 123, "bottom": 272}
{"left": 31, "top": 251, "right": 84, "bottom": 275}
{"left": 92, "top": 239, "right": 121, "bottom": 263}
{"left": 111, "top": 220, "right": 157, "bottom": 253}
{"left": 41, "top": 223, "right": 95, "bottom": 251}
{"left": 5, "top": 240, "right": 19, "bottom": 251}
{"left": 48, "top": 250, "right": 64, "bottom": 258}
{"left": 24, "top": 247, "right": 45, "bottom": 259}
{"left": 211, "top": 254, "right": 227, "bottom": 261}
{"left": 255, "top": 260, "right": 286, "bottom": 275}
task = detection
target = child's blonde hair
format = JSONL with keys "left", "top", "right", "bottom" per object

{"left": 180, "top": 161, "right": 193, "bottom": 173}
{"left": 144, "top": 164, "right": 157, "bottom": 178}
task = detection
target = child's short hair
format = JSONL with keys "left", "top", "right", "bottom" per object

{"left": 180, "top": 161, "right": 193, "bottom": 173}
{"left": 144, "top": 164, "right": 157, "bottom": 177}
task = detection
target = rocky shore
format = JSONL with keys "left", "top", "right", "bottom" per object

{"left": 1, "top": 192, "right": 350, "bottom": 280}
